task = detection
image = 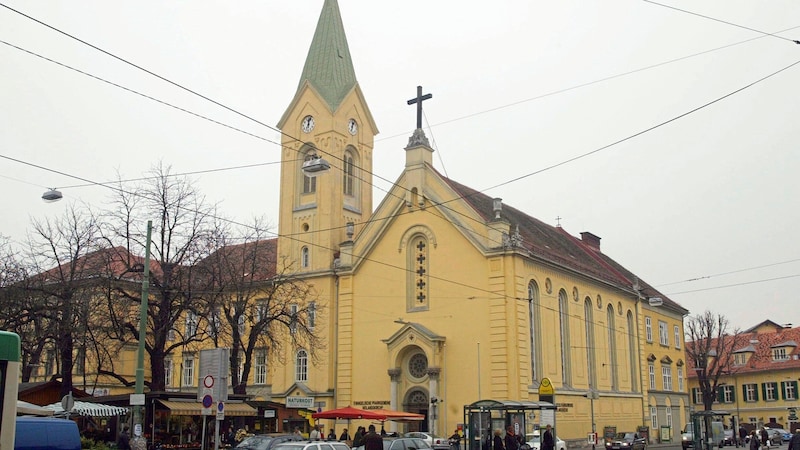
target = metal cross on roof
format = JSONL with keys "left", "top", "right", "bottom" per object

{"left": 406, "top": 85, "right": 432, "bottom": 130}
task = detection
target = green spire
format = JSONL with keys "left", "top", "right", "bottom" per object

{"left": 298, "top": 0, "right": 357, "bottom": 111}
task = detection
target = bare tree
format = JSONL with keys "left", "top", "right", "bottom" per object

{"left": 99, "top": 163, "right": 218, "bottom": 391}
{"left": 23, "top": 205, "right": 104, "bottom": 396}
{"left": 685, "top": 311, "right": 746, "bottom": 412}
{"left": 195, "top": 219, "right": 323, "bottom": 395}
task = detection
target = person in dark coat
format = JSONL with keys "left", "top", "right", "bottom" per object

{"left": 364, "top": 425, "right": 383, "bottom": 450}
{"left": 505, "top": 426, "right": 519, "bottom": 450}
{"left": 749, "top": 431, "right": 760, "bottom": 450}
{"left": 788, "top": 429, "right": 800, "bottom": 450}
{"left": 760, "top": 427, "right": 769, "bottom": 449}
{"left": 739, "top": 426, "right": 748, "bottom": 447}
{"left": 339, "top": 429, "right": 351, "bottom": 442}
{"left": 353, "top": 427, "right": 366, "bottom": 448}
{"left": 450, "top": 429, "right": 462, "bottom": 450}
{"left": 541, "top": 425, "right": 555, "bottom": 450}
{"left": 493, "top": 429, "right": 504, "bottom": 450}
{"left": 117, "top": 426, "right": 131, "bottom": 450}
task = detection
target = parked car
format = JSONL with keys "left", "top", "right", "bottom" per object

{"left": 272, "top": 441, "right": 352, "bottom": 450}
{"left": 404, "top": 432, "right": 451, "bottom": 450}
{"left": 779, "top": 429, "right": 793, "bottom": 442}
{"left": 237, "top": 434, "right": 305, "bottom": 450}
{"left": 526, "top": 430, "right": 567, "bottom": 450}
{"left": 15, "top": 416, "right": 81, "bottom": 450}
{"left": 605, "top": 432, "right": 646, "bottom": 450}
{"left": 723, "top": 429, "right": 735, "bottom": 446}
{"left": 353, "top": 437, "right": 432, "bottom": 450}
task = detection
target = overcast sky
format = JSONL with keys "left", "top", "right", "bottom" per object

{"left": 1, "top": 1, "right": 798, "bottom": 332}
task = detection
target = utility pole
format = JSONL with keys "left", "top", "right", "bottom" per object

{"left": 131, "top": 221, "right": 152, "bottom": 450}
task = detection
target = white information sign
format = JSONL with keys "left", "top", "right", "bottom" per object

{"left": 286, "top": 396, "right": 314, "bottom": 408}
{"left": 130, "top": 394, "right": 146, "bottom": 406}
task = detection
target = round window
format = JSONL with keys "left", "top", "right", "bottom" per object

{"left": 408, "top": 353, "right": 428, "bottom": 378}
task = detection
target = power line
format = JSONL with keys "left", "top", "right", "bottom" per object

{"left": 642, "top": 0, "right": 800, "bottom": 45}
{"left": 656, "top": 258, "right": 800, "bottom": 287}
{"left": 666, "top": 274, "right": 800, "bottom": 296}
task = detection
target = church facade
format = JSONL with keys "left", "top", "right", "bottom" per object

{"left": 266, "top": 0, "right": 689, "bottom": 442}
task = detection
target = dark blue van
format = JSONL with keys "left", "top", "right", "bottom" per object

{"left": 15, "top": 417, "right": 81, "bottom": 450}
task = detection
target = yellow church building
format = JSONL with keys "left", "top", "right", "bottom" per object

{"left": 262, "top": 0, "right": 690, "bottom": 443}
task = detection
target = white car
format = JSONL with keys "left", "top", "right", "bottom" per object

{"left": 404, "top": 432, "right": 451, "bottom": 450}
{"left": 526, "top": 431, "right": 567, "bottom": 450}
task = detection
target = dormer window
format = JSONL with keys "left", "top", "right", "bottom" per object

{"left": 734, "top": 353, "right": 749, "bottom": 366}
{"left": 772, "top": 347, "right": 789, "bottom": 361}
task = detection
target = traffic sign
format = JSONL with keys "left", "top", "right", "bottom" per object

{"left": 216, "top": 401, "right": 225, "bottom": 421}
{"left": 202, "top": 394, "right": 213, "bottom": 408}
{"left": 203, "top": 375, "right": 215, "bottom": 388}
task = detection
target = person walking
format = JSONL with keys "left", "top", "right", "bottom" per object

{"left": 364, "top": 425, "right": 383, "bottom": 450}
{"left": 788, "top": 429, "right": 800, "bottom": 450}
{"left": 759, "top": 427, "right": 769, "bottom": 450}
{"left": 739, "top": 426, "right": 748, "bottom": 447}
{"left": 541, "top": 425, "right": 555, "bottom": 450}
{"left": 504, "top": 426, "right": 519, "bottom": 450}
{"left": 353, "top": 426, "right": 366, "bottom": 448}
{"left": 493, "top": 429, "right": 504, "bottom": 450}
{"left": 450, "top": 429, "right": 462, "bottom": 450}
{"left": 749, "top": 431, "right": 759, "bottom": 450}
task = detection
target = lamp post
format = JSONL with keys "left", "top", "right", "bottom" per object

{"left": 131, "top": 221, "right": 152, "bottom": 450}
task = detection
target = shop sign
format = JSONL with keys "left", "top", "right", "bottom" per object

{"left": 287, "top": 396, "right": 314, "bottom": 408}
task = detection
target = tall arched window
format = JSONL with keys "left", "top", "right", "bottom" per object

{"left": 559, "top": 289, "right": 571, "bottom": 386}
{"left": 627, "top": 311, "right": 638, "bottom": 392}
{"left": 343, "top": 148, "right": 357, "bottom": 196}
{"left": 301, "top": 246, "right": 310, "bottom": 268}
{"left": 584, "top": 298, "right": 596, "bottom": 389}
{"left": 302, "top": 148, "right": 317, "bottom": 194}
{"left": 295, "top": 349, "right": 308, "bottom": 382}
{"left": 607, "top": 304, "right": 618, "bottom": 391}
{"left": 528, "top": 281, "right": 543, "bottom": 383}
{"left": 407, "top": 234, "right": 429, "bottom": 310}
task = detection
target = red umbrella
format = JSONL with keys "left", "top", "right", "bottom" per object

{"left": 311, "top": 405, "right": 387, "bottom": 420}
{"left": 370, "top": 409, "right": 425, "bottom": 422}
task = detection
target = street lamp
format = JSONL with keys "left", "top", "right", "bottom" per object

{"left": 41, "top": 188, "right": 63, "bottom": 202}
{"left": 301, "top": 155, "right": 331, "bottom": 177}
{"left": 130, "top": 221, "right": 152, "bottom": 450}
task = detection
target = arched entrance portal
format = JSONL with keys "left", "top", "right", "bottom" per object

{"left": 404, "top": 388, "right": 429, "bottom": 432}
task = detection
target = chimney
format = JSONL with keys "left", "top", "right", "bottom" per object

{"left": 580, "top": 231, "right": 601, "bottom": 252}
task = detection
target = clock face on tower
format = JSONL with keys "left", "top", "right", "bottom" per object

{"left": 347, "top": 118, "right": 358, "bottom": 135}
{"left": 301, "top": 115, "right": 315, "bottom": 133}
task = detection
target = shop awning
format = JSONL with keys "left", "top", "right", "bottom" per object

{"left": 157, "top": 400, "right": 257, "bottom": 417}
{"left": 44, "top": 400, "right": 128, "bottom": 417}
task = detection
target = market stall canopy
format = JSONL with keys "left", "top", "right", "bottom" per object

{"left": 311, "top": 405, "right": 387, "bottom": 420}
{"left": 17, "top": 400, "right": 54, "bottom": 416}
{"left": 157, "top": 400, "right": 256, "bottom": 416}
{"left": 44, "top": 400, "right": 128, "bottom": 417}
{"left": 369, "top": 409, "right": 424, "bottom": 422}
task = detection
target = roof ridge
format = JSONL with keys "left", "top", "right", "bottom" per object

{"left": 555, "top": 226, "right": 633, "bottom": 287}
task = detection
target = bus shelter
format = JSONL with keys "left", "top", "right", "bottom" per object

{"left": 463, "top": 400, "right": 557, "bottom": 450}
{"left": 688, "top": 410, "right": 729, "bottom": 450}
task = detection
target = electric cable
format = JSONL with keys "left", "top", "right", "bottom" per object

{"left": 656, "top": 258, "right": 800, "bottom": 287}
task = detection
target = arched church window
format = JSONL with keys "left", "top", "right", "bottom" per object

{"left": 528, "top": 281, "right": 542, "bottom": 383}
{"left": 296, "top": 349, "right": 308, "bottom": 382}
{"left": 559, "top": 289, "right": 571, "bottom": 386}
{"left": 343, "top": 148, "right": 357, "bottom": 196}
{"left": 584, "top": 297, "right": 597, "bottom": 389}
{"left": 627, "top": 310, "right": 638, "bottom": 392}
{"left": 407, "top": 234, "right": 429, "bottom": 310}
{"left": 301, "top": 246, "right": 310, "bottom": 268}
{"left": 607, "top": 304, "right": 618, "bottom": 390}
{"left": 302, "top": 148, "right": 317, "bottom": 194}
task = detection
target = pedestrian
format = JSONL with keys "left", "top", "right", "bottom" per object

{"left": 739, "top": 426, "right": 748, "bottom": 447}
{"left": 364, "top": 424, "right": 383, "bottom": 450}
{"left": 294, "top": 428, "right": 303, "bottom": 437}
{"left": 353, "top": 426, "right": 366, "bottom": 448}
{"left": 310, "top": 425, "right": 322, "bottom": 441}
{"left": 328, "top": 429, "right": 337, "bottom": 441}
{"left": 760, "top": 427, "right": 769, "bottom": 450}
{"left": 749, "top": 431, "right": 759, "bottom": 450}
{"left": 493, "top": 429, "right": 504, "bottom": 450}
{"left": 450, "top": 429, "right": 462, "bottom": 450}
{"left": 789, "top": 429, "right": 800, "bottom": 450}
{"left": 505, "top": 426, "right": 519, "bottom": 450}
{"left": 117, "top": 426, "right": 131, "bottom": 450}
{"left": 541, "top": 425, "right": 555, "bottom": 450}
{"left": 339, "top": 429, "right": 351, "bottom": 442}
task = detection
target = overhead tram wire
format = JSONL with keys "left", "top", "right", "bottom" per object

{"left": 422, "top": 109, "right": 448, "bottom": 179}
{"left": 666, "top": 273, "right": 800, "bottom": 296}
{"left": 376, "top": 24, "right": 800, "bottom": 144}
{"left": 656, "top": 257, "right": 800, "bottom": 288}
{"left": 642, "top": 0, "right": 800, "bottom": 45}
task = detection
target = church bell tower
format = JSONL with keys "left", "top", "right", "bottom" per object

{"left": 276, "top": 0, "right": 378, "bottom": 272}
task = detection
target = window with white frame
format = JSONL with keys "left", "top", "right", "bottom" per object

{"left": 308, "top": 301, "right": 316, "bottom": 331}
{"left": 692, "top": 388, "right": 702, "bottom": 404}
{"left": 164, "top": 359, "right": 173, "bottom": 387}
{"left": 645, "top": 317, "right": 653, "bottom": 342}
{"left": 744, "top": 383, "right": 757, "bottom": 402}
{"left": 208, "top": 308, "right": 221, "bottom": 338}
{"left": 237, "top": 315, "right": 246, "bottom": 335}
{"left": 674, "top": 325, "right": 681, "bottom": 349}
{"left": 183, "top": 354, "right": 195, "bottom": 387}
{"left": 651, "top": 406, "right": 658, "bottom": 428}
{"left": 722, "top": 385, "right": 734, "bottom": 403}
{"left": 255, "top": 299, "right": 267, "bottom": 323}
{"left": 773, "top": 348, "right": 788, "bottom": 360}
{"left": 677, "top": 367, "right": 684, "bottom": 392}
{"left": 765, "top": 382, "right": 778, "bottom": 401}
{"left": 784, "top": 381, "right": 797, "bottom": 400}
{"left": 734, "top": 353, "right": 748, "bottom": 366}
{"left": 255, "top": 350, "right": 267, "bottom": 385}
{"left": 185, "top": 311, "right": 198, "bottom": 337}
{"left": 295, "top": 349, "right": 308, "bottom": 382}
{"left": 301, "top": 246, "right": 310, "bottom": 268}
{"left": 658, "top": 321, "right": 668, "bottom": 346}
{"left": 662, "top": 366, "right": 673, "bottom": 391}
{"left": 649, "top": 362, "right": 656, "bottom": 389}
{"left": 666, "top": 407, "right": 672, "bottom": 427}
